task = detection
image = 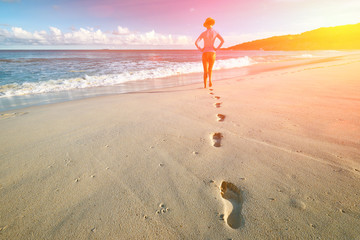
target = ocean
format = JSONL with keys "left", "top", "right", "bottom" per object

{"left": 0, "top": 49, "right": 342, "bottom": 111}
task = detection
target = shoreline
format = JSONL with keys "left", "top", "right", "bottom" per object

{"left": 0, "top": 53, "right": 354, "bottom": 113}
{"left": 1, "top": 53, "right": 359, "bottom": 239}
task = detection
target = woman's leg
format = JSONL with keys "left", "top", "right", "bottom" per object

{"left": 207, "top": 53, "right": 216, "bottom": 87}
{"left": 202, "top": 53, "right": 209, "bottom": 88}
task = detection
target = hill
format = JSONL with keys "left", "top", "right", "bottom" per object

{"left": 227, "top": 23, "right": 360, "bottom": 51}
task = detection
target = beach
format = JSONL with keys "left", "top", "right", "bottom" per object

{"left": 1, "top": 53, "right": 360, "bottom": 239}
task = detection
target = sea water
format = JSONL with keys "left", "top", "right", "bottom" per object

{"left": 0, "top": 50, "right": 343, "bottom": 111}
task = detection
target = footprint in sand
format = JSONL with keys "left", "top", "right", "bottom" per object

{"left": 213, "top": 96, "right": 221, "bottom": 100}
{"left": 214, "top": 103, "right": 222, "bottom": 108}
{"left": 212, "top": 132, "right": 223, "bottom": 147}
{"left": 209, "top": 92, "right": 214, "bottom": 95}
{"left": 220, "top": 181, "right": 244, "bottom": 229}
{"left": 289, "top": 198, "right": 306, "bottom": 210}
{"left": 217, "top": 114, "right": 225, "bottom": 122}
{"left": 0, "top": 112, "right": 28, "bottom": 120}
{"left": 156, "top": 203, "right": 170, "bottom": 214}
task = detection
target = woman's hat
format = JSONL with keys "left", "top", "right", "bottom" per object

{"left": 203, "top": 17, "right": 215, "bottom": 27}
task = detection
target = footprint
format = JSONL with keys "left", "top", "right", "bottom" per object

{"left": 156, "top": 203, "right": 170, "bottom": 214}
{"left": 213, "top": 96, "right": 221, "bottom": 100}
{"left": 209, "top": 92, "right": 214, "bottom": 95}
{"left": 289, "top": 199, "right": 306, "bottom": 210}
{"left": 0, "top": 112, "right": 28, "bottom": 120}
{"left": 220, "top": 181, "right": 244, "bottom": 229}
{"left": 214, "top": 103, "right": 222, "bottom": 108}
{"left": 217, "top": 114, "right": 225, "bottom": 122}
{"left": 209, "top": 88, "right": 214, "bottom": 91}
{"left": 212, "top": 132, "right": 223, "bottom": 147}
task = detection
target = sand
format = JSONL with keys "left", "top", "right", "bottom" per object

{"left": 0, "top": 53, "right": 360, "bottom": 239}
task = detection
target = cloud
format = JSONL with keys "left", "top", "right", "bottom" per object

{"left": 49, "top": 27, "right": 62, "bottom": 42}
{"left": 12, "top": 27, "right": 33, "bottom": 39}
{"left": 0, "top": 25, "right": 193, "bottom": 48}
{"left": 0, "top": 28, "right": 10, "bottom": 40}
{"left": 113, "top": 26, "right": 130, "bottom": 35}
{"left": 63, "top": 28, "right": 108, "bottom": 44}
{"left": 49, "top": 27, "right": 61, "bottom": 36}
{"left": 6, "top": 27, "right": 48, "bottom": 44}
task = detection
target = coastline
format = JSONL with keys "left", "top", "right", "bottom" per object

{"left": 1, "top": 54, "right": 359, "bottom": 239}
{"left": 1, "top": 49, "right": 354, "bottom": 112}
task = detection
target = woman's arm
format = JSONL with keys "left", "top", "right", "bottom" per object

{"left": 195, "top": 36, "right": 203, "bottom": 52}
{"left": 215, "top": 34, "right": 224, "bottom": 51}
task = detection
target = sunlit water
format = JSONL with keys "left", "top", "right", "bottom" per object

{"left": 0, "top": 49, "right": 345, "bottom": 111}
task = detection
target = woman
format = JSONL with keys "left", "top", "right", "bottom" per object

{"left": 195, "top": 17, "right": 224, "bottom": 88}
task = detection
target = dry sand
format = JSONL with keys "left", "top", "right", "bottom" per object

{"left": 1, "top": 54, "right": 360, "bottom": 239}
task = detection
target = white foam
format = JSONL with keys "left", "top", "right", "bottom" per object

{"left": 0, "top": 56, "right": 256, "bottom": 97}
{"left": 292, "top": 54, "right": 316, "bottom": 58}
{"left": 215, "top": 56, "right": 256, "bottom": 69}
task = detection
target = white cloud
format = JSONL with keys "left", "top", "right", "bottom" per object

{"left": 48, "top": 27, "right": 62, "bottom": 43}
{"left": 6, "top": 27, "right": 47, "bottom": 45}
{"left": 49, "top": 26, "right": 61, "bottom": 36}
{"left": 0, "top": 25, "right": 192, "bottom": 48}
{"left": 113, "top": 26, "right": 130, "bottom": 35}
{"left": 63, "top": 28, "right": 108, "bottom": 44}
{"left": 12, "top": 27, "right": 33, "bottom": 39}
{"left": 0, "top": 28, "right": 10, "bottom": 43}
{"left": 0, "top": 28, "right": 9, "bottom": 36}
{"left": 175, "top": 35, "right": 190, "bottom": 45}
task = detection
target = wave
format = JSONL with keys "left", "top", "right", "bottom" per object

{"left": 0, "top": 56, "right": 256, "bottom": 97}
{"left": 291, "top": 54, "right": 319, "bottom": 58}
{"left": 0, "top": 57, "right": 95, "bottom": 64}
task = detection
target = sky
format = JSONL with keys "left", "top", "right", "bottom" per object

{"left": 0, "top": 0, "right": 359, "bottom": 49}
